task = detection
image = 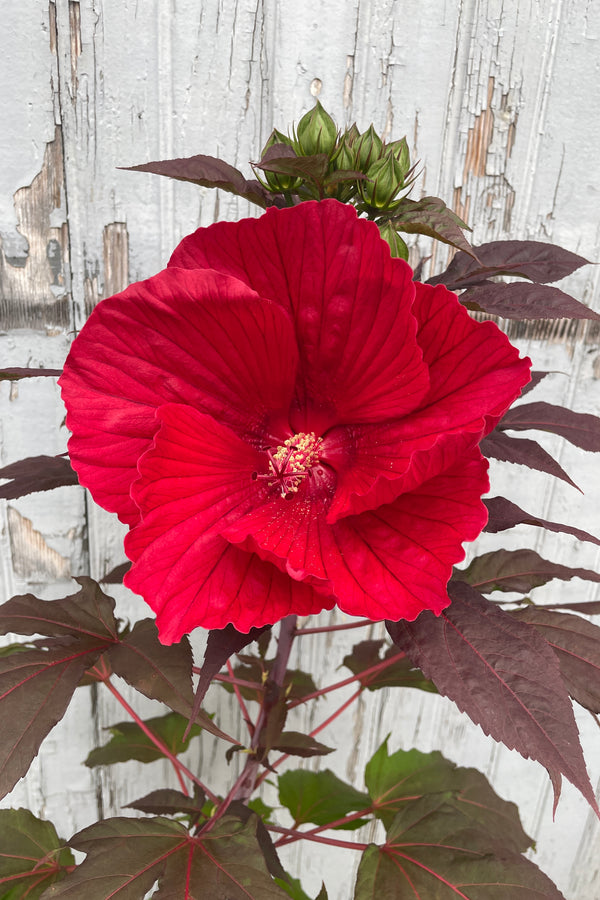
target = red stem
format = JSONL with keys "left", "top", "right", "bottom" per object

{"left": 288, "top": 650, "right": 406, "bottom": 708}
{"left": 267, "top": 823, "right": 369, "bottom": 852}
{"left": 294, "top": 618, "right": 374, "bottom": 636}
{"left": 226, "top": 659, "right": 255, "bottom": 737}
{"left": 100, "top": 675, "right": 219, "bottom": 804}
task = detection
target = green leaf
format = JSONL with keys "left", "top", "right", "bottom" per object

{"left": 0, "top": 808, "right": 74, "bottom": 898}
{"left": 85, "top": 712, "right": 202, "bottom": 767}
{"left": 343, "top": 640, "right": 437, "bottom": 692}
{"left": 354, "top": 796, "right": 565, "bottom": 899}
{"left": 41, "top": 815, "right": 289, "bottom": 899}
{"left": 247, "top": 797, "right": 275, "bottom": 823}
{"left": 278, "top": 769, "right": 370, "bottom": 830}
{"left": 364, "top": 738, "right": 531, "bottom": 852}
{"left": 274, "top": 877, "right": 328, "bottom": 900}
{"left": 389, "top": 196, "right": 476, "bottom": 256}
{"left": 107, "top": 618, "right": 235, "bottom": 743}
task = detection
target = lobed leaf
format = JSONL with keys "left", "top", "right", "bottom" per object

{"left": 387, "top": 581, "right": 599, "bottom": 814}
{"left": 122, "top": 155, "right": 271, "bottom": 208}
{"left": 512, "top": 608, "right": 600, "bottom": 713}
{"left": 278, "top": 769, "right": 370, "bottom": 830}
{"left": 462, "top": 281, "right": 600, "bottom": 320}
{"left": 364, "top": 738, "right": 531, "bottom": 851}
{"left": 499, "top": 400, "right": 600, "bottom": 451}
{"left": 85, "top": 712, "right": 202, "bottom": 767}
{"left": 483, "top": 496, "right": 600, "bottom": 546}
{"left": 354, "top": 795, "right": 566, "bottom": 899}
{"left": 41, "top": 815, "right": 289, "bottom": 899}
{"left": 390, "top": 196, "right": 475, "bottom": 257}
{"left": 429, "top": 238, "right": 589, "bottom": 288}
{"left": 480, "top": 430, "right": 580, "bottom": 490}
{"left": 0, "top": 808, "right": 74, "bottom": 899}
{"left": 255, "top": 152, "right": 329, "bottom": 182}
{"left": 0, "top": 454, "right": 78, "bottom": 500}
{"left": 458, "top": 548, "right": 600, "bottom": 594}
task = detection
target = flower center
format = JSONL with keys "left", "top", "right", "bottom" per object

{"left": 256, "top": 432, "right": 323, "bottom": 498}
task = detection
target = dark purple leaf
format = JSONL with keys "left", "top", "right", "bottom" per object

{"left": 484, "top": 496, "right": 600, "bottom": 546}
{"left": 100, "top": 561, "right": 131, "bottom": 583}
{"left": 480, "top": 430, "right": 580, "bottom": 490}
{"left": 499, "top": 401, "right": 600, "bottom": 451}
{"left": 255, "top": 152, "right": 329, "bottom": 181}
{"left": 354, "top": 795, "right": 566, "bottom": 899}
{"left": 542, "top": 600, "right": 600, "bottom": 614}
{"left": 0, "top": 454, "right": 79, "bottom": 499}
{"left": 390, "top": 196, "right": 476, "bottom": 257}
{"left": 429, "top": 238, "right": 589, "bottom": 288}
{"left": 387, "top": 581, "right": 599, "bottom": 814}
{"left": 365, "top": 738, "right": 531, "bottom": 851}
{"left": 519, "top": 369, "right": 551, "bottom": 396}
{"left": 0, "top": 577, "right": 118, "bottom": 642}
{"left": 85, "top": 712, "right": 202, "bottom": 767}
{"left": 269, "top": 732, "right": 333, "bottom": 758}
{"left": 125, "top": 787, "right": 205, "bottom": 817}
{"left": 462, "top": 281, "right": 600, "bottom": 320}
{"left": 0, "top": 808, "right": 74, "bottom": 898}
{"left": 42, "top": 815, "right": 289, "bottom": 899}
{"left": 458, "top": 548, "right": 600, "bottom": 594}
{"left": 342, "top": 640, "right": 436, "bottom": 693}
{"left": 107, "top": 619, "right": 235, "bottom": 743}
{"left": 0, "top": 367, "right": 62, "bottom": 381}
{"left": 0, "top": 643, "right": 105, "bottom": 799}
{"left": 512, "top": 608, "right": 600, "bottom": 713}
{"left": 122, "top": 154, "right": 271, "bottom": 208}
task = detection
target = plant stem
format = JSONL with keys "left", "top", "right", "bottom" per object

{"left": 288, "top": 650, "right": 406, "bottom": 707}
{"left": 294, "top": 618, "right": 373, "bottom": 636}
{"left": 226, "top": 659, "right": 255, "bottom": 737}
{"left": 267, "top": 824, "right": 369, "bottom": 852}
{"left": 99, "top": 674, "right": 219, "bottom": 804}
{"left": 275, "top": 806, "right": 374, "bottom": 847}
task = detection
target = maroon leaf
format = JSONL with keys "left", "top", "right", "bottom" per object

{"left": 542, "top": 600, "right": 600, "bottom": 615}
{"left": 458, "top": 548, "right": 600, "bottom": 594}
{"left": 255, "top": 153, "right": 329, "bottom": 182}
{"left": 100, "top": 561, "right": 131, "bottom": 583}
{"left": 269, "top": 732, "right": 334, "bottom": 758}
{"left": 390, "top": 196, "right": 476, "bottom": 257}
{"left": 42, "top": 815, "right": 289, "bottom": 899}
{"left": 429, "top": 239, "right": 589, "bottom": 288}
{"left": 125, "top": 787, "right": 206, "bottom": 817}
{"left": 122, "top": 155, "right": 271, "bottom": 208}
{"left": 483, "top": 496, "right": 600, "bottom": 546}
{"left": 188, "top": 624, "right": 271, "bottom": 734}
{"left": 0, "top": 808, "right": 74, "bottom": 897}
{"left": 354, "top": 795, "right": 566, "bottom": 899}
{"left": 0, "top": 367, "right": 63, "bottom": 381}
{"left": 512, "top": 608, "right": 600, "bottom": 713}
{"left": 387, "top": 581, "right": 599, "bottom": 814}
{"left": 0, "top": 577, "right": 118, "bottom": 642}
{"left": 342, "top": 640, "right": 436, "bottom": 693}
{"left": 107, "top": 619, "right": 235, "bottom": 743}
{"left": 0, "top": 454, "right": 79, "bottom": 499}
{"left": 499, "top": 400, "right": 600, "bottom": 451}
{"left": 480, "top": 430, "right": 580, "bottom": 490}
{"left": 519, "top": 370, "right": 551, "bottom": 396}
{"left": 462, "top": 281, "right": 600, "bottom": 320}
{"left": 0, "top": 643, "right": 105, "bottom": 799}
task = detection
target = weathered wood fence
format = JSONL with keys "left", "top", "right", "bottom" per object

{"left": 1, "top": 2, "right": 600, "bottom": 897}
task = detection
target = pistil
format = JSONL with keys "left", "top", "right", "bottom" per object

{"left": 255, "top": 432, "right": 323, "bottom": 498}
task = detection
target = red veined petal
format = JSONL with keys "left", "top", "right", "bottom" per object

{"left": 323, "top": 282, "right": 530, "bottom": 520}
{"left": 169, "top": 199, "right": 429, "bottom": 433}
{"left": 123, "top": 404, "right": 331, "bottom": 639}
{"left": 59, "top": 267, "right": 298, "bottom": 524}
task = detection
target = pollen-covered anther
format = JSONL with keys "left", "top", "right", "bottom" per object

{"left": 257, "top": 432, "right": 323, "bottom": 497}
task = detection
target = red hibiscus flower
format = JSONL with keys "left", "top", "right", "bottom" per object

{"left": 59, "top": 200, "right": 530, "bottom": 642}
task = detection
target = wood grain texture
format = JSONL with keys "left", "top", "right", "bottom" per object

{"left": 1, "top": 1, "right": 600, "bottom": 897}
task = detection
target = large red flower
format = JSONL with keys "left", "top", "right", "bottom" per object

{"left": 59, "top": 200, "right": 530, "bottom": 642}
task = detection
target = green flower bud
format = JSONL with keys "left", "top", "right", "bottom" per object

{"left": 260, "top": 128, "right": 292, "bottom": 158}
{"left": 354, "top": 125, "right": 384, "bottom": 171}
{"left": 331, "top": 133, "right": 356, "bottom": 171}
{"left": 296, "top": 101, "right": 338, "bottom": 157}
{"left": 258, "top": 129, "right": 303, "bottom": 193}
{"left": 386, "top": 137, "right": 411, "bottom": 178}
{"left": 359, "top": 151, "right": 405, "bottom": 210}
{"left": 378, "top": 221, "right": 409, "bottom": 260}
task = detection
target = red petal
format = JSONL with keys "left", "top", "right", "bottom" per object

{"left": 169, "top": 199, "right": 429, "bottom": 433}
{"left": 324, "top": 283, "right": 530, "bottom": 520}
{"left": 124, "top": 404, "right": 330, "bottom": 638}
{"left": 59, "top": 267, "right": 298, "bottom": 524}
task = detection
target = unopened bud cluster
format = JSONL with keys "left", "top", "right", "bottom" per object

{"left": 255, "top": 102, "right": 417, "bottom": 258}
